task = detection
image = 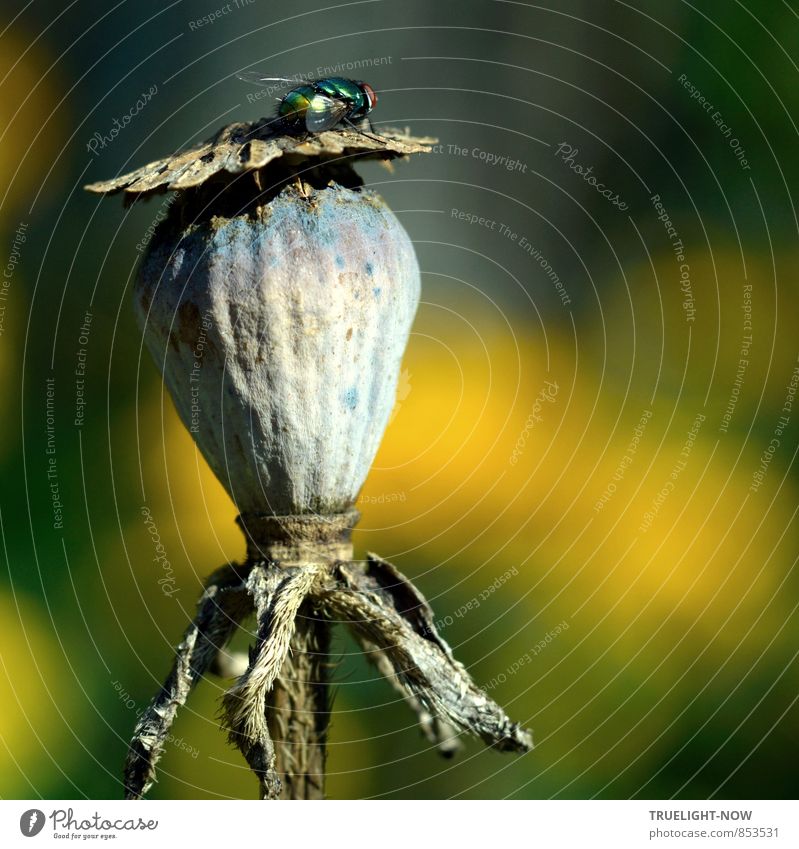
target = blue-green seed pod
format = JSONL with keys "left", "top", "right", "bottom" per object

{"left": 135, "top": 184, "right": 421, "bottom": 517}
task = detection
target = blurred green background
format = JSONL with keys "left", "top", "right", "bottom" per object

{"left": 1, "top": 0, "right": 797, "bottom": 799}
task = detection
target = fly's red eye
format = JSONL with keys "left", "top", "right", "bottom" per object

{"left": 361, "top": 83, "right": 377, "bottom": 110}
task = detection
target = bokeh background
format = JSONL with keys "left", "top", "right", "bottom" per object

{"left": 1, "top": 0, "right": 797, "bottom": 800}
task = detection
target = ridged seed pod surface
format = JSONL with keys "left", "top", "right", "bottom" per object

{"left": 135, "top": 184, "right": 420, "bottom": 516}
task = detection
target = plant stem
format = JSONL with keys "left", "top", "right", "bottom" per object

{"left": 267, "top": 603, "right": 331, "bottom": 799}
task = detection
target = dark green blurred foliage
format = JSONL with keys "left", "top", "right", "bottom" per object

{"left": 0, "top": 0, "right": 797, "bottom": 800}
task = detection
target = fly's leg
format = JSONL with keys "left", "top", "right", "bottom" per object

{"left": 343, "top": 116, "right": 384, "bottom": 144}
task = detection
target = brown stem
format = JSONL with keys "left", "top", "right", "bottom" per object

{"left": 267, "top": 601, "right": 331, "bottom": 799}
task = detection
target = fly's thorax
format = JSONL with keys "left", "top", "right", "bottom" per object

{"left": 315, "top": 77, "right": 367, "bottom": 114}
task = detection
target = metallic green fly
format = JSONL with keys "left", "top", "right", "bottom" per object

{"left": 236, "top": 73, "right": 379, "bottom": 135}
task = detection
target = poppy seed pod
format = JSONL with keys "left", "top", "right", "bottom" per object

{"left": 135, "top": 184, "right": 420, "bottom": 518}
{"left": 87, "top": 122, "right": 531, "bottom": 801}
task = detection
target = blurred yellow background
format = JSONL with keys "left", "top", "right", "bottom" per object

{"left": 1, "top": 0, "right": 797, "bottom": 799}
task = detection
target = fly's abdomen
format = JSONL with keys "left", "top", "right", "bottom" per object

{"left": 278, "top": 85, "right": 317, "bottom": 121}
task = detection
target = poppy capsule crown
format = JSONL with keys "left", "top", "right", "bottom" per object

{"left": 360, "top": 82, "right": 378, "bottom": 112}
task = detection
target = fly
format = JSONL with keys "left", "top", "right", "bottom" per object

{"left": 236, "top": 73, "right": 380, "bottom": 137}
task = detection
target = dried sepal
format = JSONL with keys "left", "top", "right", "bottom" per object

{"left": 123, "top": 564, "right": 250, "bottom": 799}
{"left": 125, "top": 547, "right": 532, "bottom": 800}
{"left": 325, "top": 557, "right": 533, "bottom": 754}
{"left": 346, "top": 555, "right": 464, "bottom": 754}
{"left": 355, "top": 634, "right": 463, "bottom": 757}
{"left": 363, "top": 553, "right": 457, "bottom": 660}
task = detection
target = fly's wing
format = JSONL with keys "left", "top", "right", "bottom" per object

{"left": 235, "top": 72, "right": 310, "bottom": 105}
{"left": 235, "top": 72, "right": 306, "bottom": 85}
{"left": 305, "top": 94, "right": 349, "bottom": 132}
